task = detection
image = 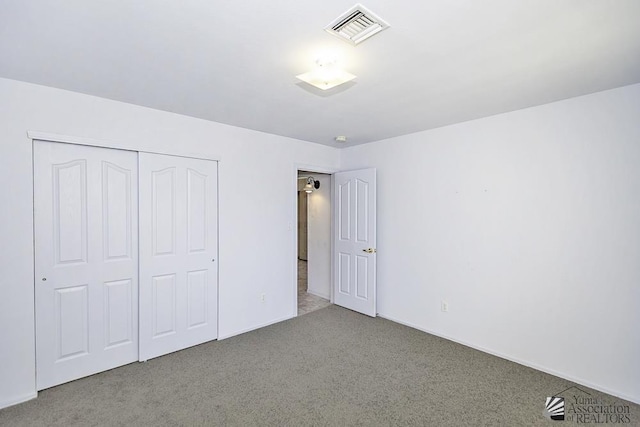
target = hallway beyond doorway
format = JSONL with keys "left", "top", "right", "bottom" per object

{"left": 297, "top": 260, "right": 330, "bottom": 316}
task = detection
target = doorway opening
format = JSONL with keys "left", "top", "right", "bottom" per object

{"left": 297, "top": 171, "right": 331, "bottom": 316}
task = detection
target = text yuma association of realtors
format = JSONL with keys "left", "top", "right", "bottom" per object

{"left": 567, "top": 395, "right": 631, "bottom": 424}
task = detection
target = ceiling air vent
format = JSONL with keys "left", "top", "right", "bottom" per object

{"left": 325, "top": 4, "right": 390, "bottom": 45}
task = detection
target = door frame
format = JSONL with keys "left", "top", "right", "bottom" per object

{"left": 27, "top": 131, "right": 222, "bottom": 162}
{"left": 292, "top": 164, "right": 337, "bottom": 316}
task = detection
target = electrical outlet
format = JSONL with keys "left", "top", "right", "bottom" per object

{"left": 441, "top": 301, "right": 448, "bottom": 312}
{"left": 261, "top": 293, "right": 266, "bottom": 303}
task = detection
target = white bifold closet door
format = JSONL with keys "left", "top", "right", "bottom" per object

{"left": 34, "top": 141, "right": 139, "bottom": 390}
{"left": 138, "top": 153, "right": 218, "bottom": 361}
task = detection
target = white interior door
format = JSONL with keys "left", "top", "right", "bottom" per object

{"left": 34, "top": 141, "right": 139, "bottom": 390}
{"left": 138, "top": 153, "right": 218, "bottom": 361}
{"left": 333, "top": 168, "right": 377, "bottom": 317}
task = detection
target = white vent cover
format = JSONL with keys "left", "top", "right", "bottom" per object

{"left": 325, "top": 4, "right": 390, "bottom": 45}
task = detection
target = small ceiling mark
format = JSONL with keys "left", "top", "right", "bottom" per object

{"left": 335, "top": 136, "right": 348, "bottom": 143}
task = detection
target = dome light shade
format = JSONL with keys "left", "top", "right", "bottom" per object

{"left": 296, "top": 60, "right": 356, "bottom": 90}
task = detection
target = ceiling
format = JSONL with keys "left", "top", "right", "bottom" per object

{"left": 1, "top": 1, "right": 639, "bottom": 147}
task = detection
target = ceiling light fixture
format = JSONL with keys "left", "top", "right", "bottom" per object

{"left": 296, "top": 59, "right": 356, "bottom": 90}
{"left": 335, "top": 135, "right": 347, "bottom": 143}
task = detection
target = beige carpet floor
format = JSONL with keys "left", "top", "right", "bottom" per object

{"left": 1, "top": 305, "right": 638, "bottom": 426}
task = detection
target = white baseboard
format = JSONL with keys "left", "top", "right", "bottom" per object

{"left": 217, "top": 314, "right": 295, "bottom": 340}
{"left": 306, "top": 288, "right": 330, "bottom": 300}
{"left": 377, "top": 313, "right": 640, "bottom": 405}
{"left": 0, "top": 391, "right": 37, "bottom": 410}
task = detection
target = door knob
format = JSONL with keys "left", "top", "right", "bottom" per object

{"left": 362, "top": 248, "right": 377, "bottom": 253}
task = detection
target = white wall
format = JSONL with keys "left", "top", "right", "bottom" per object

{"left": 340, "top": 84, "right": 640, "bottom": 404}
{"left": 0, "top": 78, "right": 340, "bottom": 408}
{"left": 2, "top": 76, "right": 638, "bottom": 409}
{"left": 307, "top": 174, "right": 331, "bottom": 299}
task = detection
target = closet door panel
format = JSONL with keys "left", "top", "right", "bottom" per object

{"left": 34, "top": 141, "right": 138, "bottom": 390}
{"left": 139, "top": 153, "right": 218, "bottom": 360}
